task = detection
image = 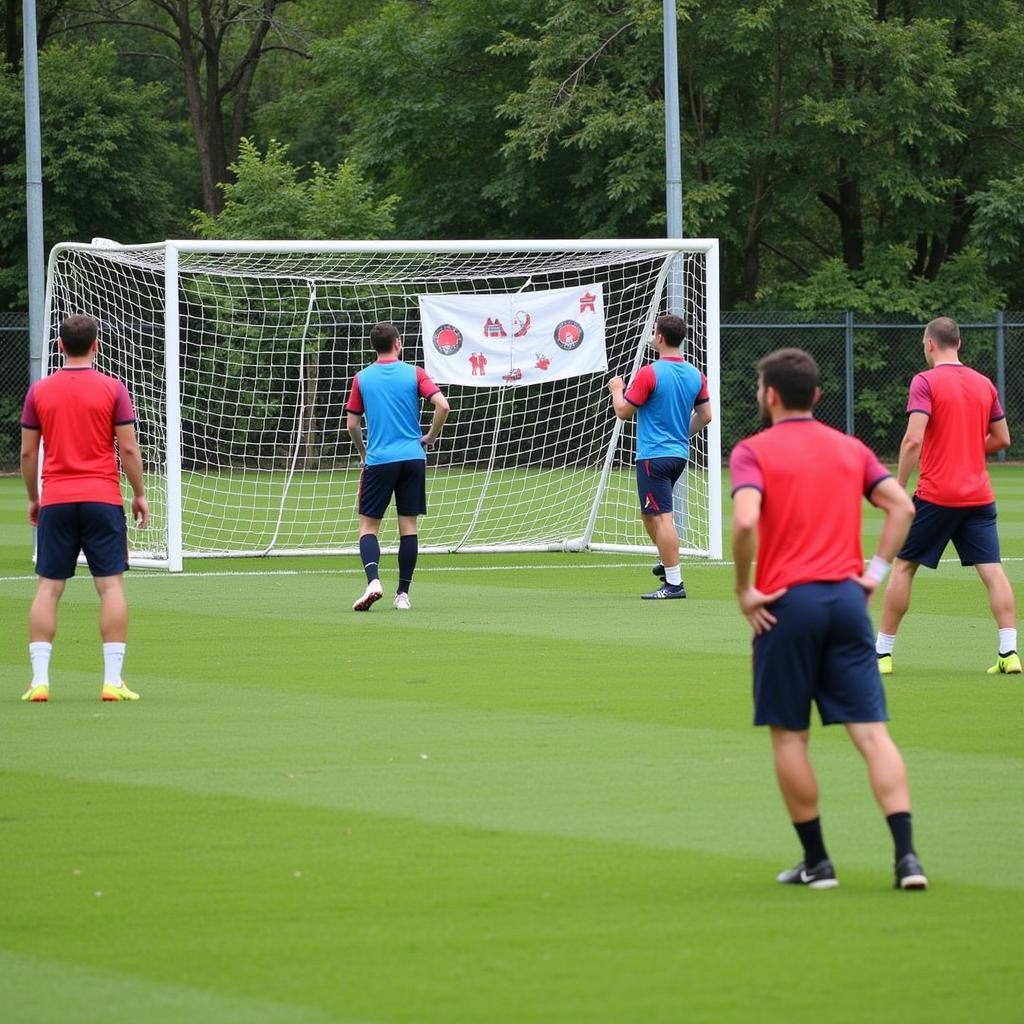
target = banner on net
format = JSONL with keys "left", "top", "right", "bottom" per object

{"left": 418, "top": 283, "right": 607, "bottom": 387}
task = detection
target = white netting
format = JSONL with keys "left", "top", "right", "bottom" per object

{"left": 44, "top": 241, "right": 719, "bottom": 567}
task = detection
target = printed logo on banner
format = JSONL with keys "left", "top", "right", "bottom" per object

{"left": 579, "top": 291, "right": 597, "bottom": 314}
{"left": 554, "top": 319, "right": 584, "bottom": 351}
{"left": 483, "top": 317, "right": 507, "bottom": 338}
{"left": 432, "top": 323, "right": 464, "bottom": 356}
{"left": 513, "top": 311, "right": 532, "bottom": 338}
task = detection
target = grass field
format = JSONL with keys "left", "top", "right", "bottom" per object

{"left": 1, "top": 468, "right": 1022, "bottom": 1023}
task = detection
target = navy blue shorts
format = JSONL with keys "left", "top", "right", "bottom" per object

{"left": 36, "top": 502, "right": 129, "bottom": 579}
{"left": 636, "top": 457, "right": 687, "bottom": 515}
{"left": 752, "top": 580, "right": 888, "bottom": 730}
{"left": 898, "top": 497, "right": 1000, "bottom": 568}
{"left": 359, "top": 460, "right": 427, "bottom": 519}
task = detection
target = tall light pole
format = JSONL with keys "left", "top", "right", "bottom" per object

{"left": 662, "top": 0, "right": 684, "bottom": 314}
{"left": 23, "top": 0, "right": 45, "bottom": 383}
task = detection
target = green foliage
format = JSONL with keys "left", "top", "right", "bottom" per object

{"left": 0, "top": 41, "right": 181, "bottom": 309}
{"left": 192, "top": 138, "right": 397, "bottom": 240}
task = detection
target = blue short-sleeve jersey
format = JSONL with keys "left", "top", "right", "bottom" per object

{"left": 631, "top": 358, "right": 707, "bottom": 461}
{"left": 356, "top": 361, "right": 428, "bottom": 466}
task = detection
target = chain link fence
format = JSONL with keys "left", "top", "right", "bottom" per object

{"left": 3, "top": 311, "right": 1022, "bottom": 470}
{"left": 721, "top": 312, "right": 1024, "bottom": 460}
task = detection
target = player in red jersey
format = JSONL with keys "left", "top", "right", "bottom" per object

{"left": 875, "top": 317, "right": 1018, "bottom": 675}
{"left": 731, "top": 348, "right": 926, "bottom": 890}
{"left": 19, "top": 314, "right": 148, "bottom": 702}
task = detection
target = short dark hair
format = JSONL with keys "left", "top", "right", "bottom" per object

{"left": 925, "top": 316, "right": 960, "bottom": 350}
{"left": 370, "top": 322, "right": 400, "bottom": 353}
{"left": 655, "top": 314, "right": 687, "bottom": 349}
{"left": 60, "top": 314, "right": 98, "bottom": 357}
{"left": 758, "top": 348, "right": 819, "bottom": 410}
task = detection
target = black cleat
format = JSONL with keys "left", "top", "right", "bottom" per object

{"left": 895, "top": 852, "right": 928, "bottom": 890}
{"left": 641, "top": 583, "right": 686, "bottom": 600}
{"left": 652, "top": 562, "right": 666, "bottom": 581}
{"left": 776, "top": 859, "right": 839, "bottom": 889}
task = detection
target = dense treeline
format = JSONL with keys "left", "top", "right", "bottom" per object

{"left": 2, "top": 0, "right": 1023, "bottom": 314}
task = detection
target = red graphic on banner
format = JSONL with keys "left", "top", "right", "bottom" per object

{"left": 579, "top": 291, "right": 597, "bottom": 314}
{"left": 469, "top": 352, "right": 488, "bottom": 376}
{"left": 513, "top": 311, "right": 532, "bottom": 338}
{"left": 432, "top": 323, "right": 464, "bottom": 356}
{"left": 535, "top": 354, "right": 551, "bottom": 370}
{"left": 484, "top": 317, "right": 507, "bottom": 338}
{"left": 502, "top": 368, "right": 523, "bottom": 382}
{"left": 554, "top": 319, "right": 584, "bottom": 351}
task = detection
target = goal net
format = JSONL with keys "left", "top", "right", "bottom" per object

{"left": 43, "top": 239, "right": 721, "bottom": 570}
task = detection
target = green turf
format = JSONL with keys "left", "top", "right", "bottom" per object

{"left": 0, "top": 469, "right": 1022, "bottom": 1023}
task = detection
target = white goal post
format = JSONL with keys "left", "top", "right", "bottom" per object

{"left": 43, "top": 239, "right": 721, "bottom": 571}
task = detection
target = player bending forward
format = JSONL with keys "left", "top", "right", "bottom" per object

{"left": 346, "top": 322, "right": 449, "bottom": 611}
{"left": 731, "top": 348, "right": 927, "bottom": 890}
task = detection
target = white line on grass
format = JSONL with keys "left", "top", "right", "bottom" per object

{"left": 3, "top": 555, "right": 1024, "bottom": 584}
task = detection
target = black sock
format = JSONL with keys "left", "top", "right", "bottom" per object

{"left": 359, "top": 534, "right": 380, "bottom": 584}
{"left": 793, "top": 817, "right": 829, "bottom": 866}
{"left": 397, "top": 533, "right": 418, "bottom": 594}
{"left": 886, "top": 811, "right": 915, "bottom": 861}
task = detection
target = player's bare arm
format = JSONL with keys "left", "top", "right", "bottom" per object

{"left": 690, "top": 401, "right": 713, "bottom": 437}
{"left": 853, "top": 477, "right": 915, "bottom": 599}
{"left": 985, "top": 417, "right": 1010, "bottom": 454}
{"left": 896, "top": 411, "right": 928, "bottom": 488}
{"left": 731, "top": 487, "right": 787, "bottom": 635}
{"left": 422, "top": 391, "right": 450, "bottom": 449}
{"left": 115, "top": 423, "right": 149, "bottom": 528}
{"left": 347, "top": 412, "right": 367, "bottom": 463}
{"left": 20, "top": 427, "right": 41, "bottom": 526}
{"left": 607, "top": 376, "right": 636, "bottom": 420}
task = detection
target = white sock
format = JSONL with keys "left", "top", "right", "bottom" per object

{"left": 665, "top": 565, "right": 682, "bottom": 586}
{"left": 103, "top": 643, "right": 126, "bottom": 685}
{"left": 29, "top": 642, "right": 52, "bottom": 686}
{"left": 876, "top": 632, "right": 896, "bottom": 656}
{"left": 998, "top": 628, "right": 1017, "bottom": 655}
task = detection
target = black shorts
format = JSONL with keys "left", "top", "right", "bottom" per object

{"left": 898, "top": 497, "right": 1000, "bottom": 568}
{"left": 36, "top": 502, "right": 129, "bottom": 579}
{"left": 752, "top": 580, "right": 888, "bottom": 730}
{"left": 359, "top": 460, "right": 427, "bottom": 519}
{"left": 636, "top": 457, "right": 687, "bottom": 515}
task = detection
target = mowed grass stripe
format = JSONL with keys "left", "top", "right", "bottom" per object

{"left": 1, "top": 776, "right": 1020, "bottom": 1024}
{"left": 3, "top": 680, "right": 1020, "bottom": 888}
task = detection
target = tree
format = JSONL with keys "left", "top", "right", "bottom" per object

{"left": 55, "top": 1, "right": 309, "bottom": 215}
{"left": 0, "top": 40, "right": 181, "bottom": 309}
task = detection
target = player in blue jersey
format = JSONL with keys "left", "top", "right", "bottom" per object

{"left": 608, "top": 314, "right": 713, "bottom": 599}
{"left": 346, "top": 323, "right": 450, "bottom": 611}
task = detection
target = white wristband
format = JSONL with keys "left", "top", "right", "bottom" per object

{"left": 865, "top": 555, "right": 891, "bottom": 583}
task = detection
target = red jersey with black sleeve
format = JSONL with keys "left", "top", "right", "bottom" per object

{"left": 907, "top": 364, "right": 1003, "bottom": 507}
{"left": 21, "top": 367, "right": 137, "bottom": 507}
{"left": 730, "top": 418, "right": 891, "bottom": 594}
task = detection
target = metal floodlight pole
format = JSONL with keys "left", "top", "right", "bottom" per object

{"left": 663, "top": 0, "right": 684, "bottom": 315}
{"left": 23, "top": 0, "right": 45, "bottom": 383}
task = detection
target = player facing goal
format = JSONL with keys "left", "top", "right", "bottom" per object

{"left": 42, "top": 239, "right": 721, "bottom": 570}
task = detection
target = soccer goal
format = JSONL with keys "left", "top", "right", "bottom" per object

{"left": 43, "top": 239, "right": 721, "bottom": 570}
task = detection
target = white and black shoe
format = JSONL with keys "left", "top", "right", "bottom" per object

{"left": 776, "top": 859, "right": 839, "bottom": 889}
{"left": 894, "top": 853, "right": 928, "bottom": 890}
{"left": 641, "top": 583, "right": 686, "bottom": 600}
{"left": 353, "top": 579, "right": 383, "bottom": 611}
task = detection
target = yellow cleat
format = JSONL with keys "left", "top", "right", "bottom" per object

{"left": 877, "top": 654, "right": 893, "bottom": 676}
{"left": 101, "top": 681, "right": 140, "bottom": 701}
{"left": 21, "top": 683, "right": 49, "bottom": 702}
{"left": 986, "top": 652, "right": 1022, "bottom": 675}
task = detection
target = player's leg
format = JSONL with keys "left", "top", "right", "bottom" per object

{"left": 393, "top": 460, "right": 427, "bottom": 609}
{"left": 636, "top": 459, "right": 684, "bottom": 599}
{"left": 24, "top": 504, "right": 79, "bottom": 701}
{"left": 952, "top": 503, "right": 1020, "bottom": 672}
{"left": 755, "top": 586, "right": 836, "bottom": 886}
{"left": 845, "top": 723, "right": 926, "bottom": 888}
{"left": 81, "top": 503, "right": 138, "bottom": 700}
{"left": 876, "top": 497, "right": 949, "bottom": 672}
{"left": 354, "top": 464, "right": 395, "bottom": 611}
